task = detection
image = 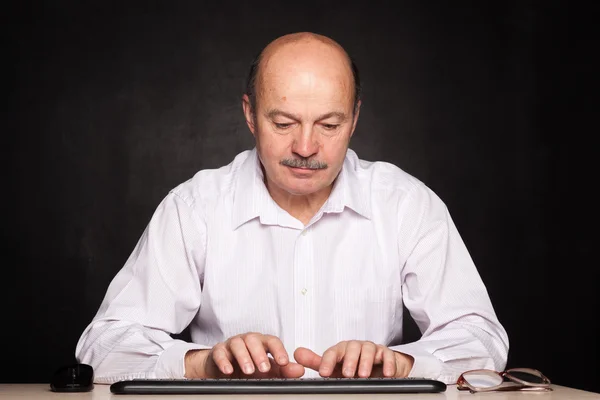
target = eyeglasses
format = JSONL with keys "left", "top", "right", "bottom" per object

{"left": 457, "top": 368, "right": 552, "bottom": 393}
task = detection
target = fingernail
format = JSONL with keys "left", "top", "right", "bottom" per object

{"left": 223, "top": 365, "right": 233, "bottom": 374}
{"left": 343, "top": 368, "right": 354, "bottom": 377}
{"left": 243, "top": 364, "right": 254, "bottom": 374}
{"left": 278, "top": 356, "right": 288, "bottom": 364}
{"left": 259, "top": 362, "right": 270, "bottom": 372}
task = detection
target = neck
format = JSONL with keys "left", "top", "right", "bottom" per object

{"left": 265, "top": 177, "right": 333, "bottom": 226}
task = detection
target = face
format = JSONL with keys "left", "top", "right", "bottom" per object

{"left": 243, "top": 41, "right": 360, "bottom": 198}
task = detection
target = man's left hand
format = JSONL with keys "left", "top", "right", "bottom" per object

{"left": 294, "top": 341, "right": 414, "bottom": 378}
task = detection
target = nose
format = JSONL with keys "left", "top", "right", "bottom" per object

{"left": 292, "top": 125, "right": 320, "bottom": 158}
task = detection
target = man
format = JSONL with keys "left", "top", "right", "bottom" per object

{"left": 76, "top": 32, "right": 508, "bottom": 384}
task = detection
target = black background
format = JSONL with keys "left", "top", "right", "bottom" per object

{"left": 5, "top": 0, "right": 597, "bottom": 393}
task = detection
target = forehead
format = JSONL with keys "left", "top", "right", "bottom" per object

{"left": 257, "top": 41, "right": 354, "bottom": 110}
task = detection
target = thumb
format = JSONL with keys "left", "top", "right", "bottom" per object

{"left": 293, "top": 347, "right": 322, "bottom": 371}
{"left": 278, "top": 362, "right": 306, "bottom": 378}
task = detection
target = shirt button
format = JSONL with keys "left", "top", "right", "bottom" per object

{"left": 301, "top": 288, "right": 308, "bottom": 295}
{"left": 301, "top": 230, "right": 308, "bottom": 236}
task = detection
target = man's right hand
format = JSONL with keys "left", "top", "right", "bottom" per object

{"left": 184, "top": 332, "right": 305, "bottom": 379}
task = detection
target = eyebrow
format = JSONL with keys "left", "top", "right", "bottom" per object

{"left": 266, "top": 109, "right": 348, "bottom": 122}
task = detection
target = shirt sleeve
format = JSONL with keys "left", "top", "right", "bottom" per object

{"left": 389, "top": 183, "right": 509, "bottom": 384}
{"left": 75, "top": 191, "right": 210, "bottom": 384}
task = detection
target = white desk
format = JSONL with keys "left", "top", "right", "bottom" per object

{"left": 1, "top": 384, "right": 598, "bottom": 400}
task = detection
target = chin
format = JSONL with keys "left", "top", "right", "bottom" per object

{"left": 281, "top": 185, "right": 318, "bottom": 196}
{"left": 278, "top": 180, "right": 323, "bottom": 196}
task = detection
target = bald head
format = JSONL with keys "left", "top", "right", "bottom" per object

{"left": 245, "top": 32, "right": 361, "bottom": 114}
{"left": 240, "top": 33, "right": 362, "bottom": 200}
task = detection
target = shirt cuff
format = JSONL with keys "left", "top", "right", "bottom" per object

{"left": 155, "top": 341, "right": 212, "bottom": 378}
{"left": 389, "top": 343, "right": 444, "bottom": 379}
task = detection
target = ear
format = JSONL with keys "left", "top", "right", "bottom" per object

{"left": 350, "top": 100, "right": 361, "bottom": 138}
{"left": 242, "top": 94, "right": 256, "bottom": 137}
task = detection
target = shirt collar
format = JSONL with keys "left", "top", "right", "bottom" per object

{"left": 232, "top": 148, "right": 371, "bottom": 230}
{"left": 321, "top": 149, "right": 371, "bottom": 219}
{"left": 232, "top": 148, "right": 290, "bottom": 229}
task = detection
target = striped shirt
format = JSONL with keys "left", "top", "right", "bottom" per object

{"left": 76, "top": 148, "right": 508, "bottom": 384}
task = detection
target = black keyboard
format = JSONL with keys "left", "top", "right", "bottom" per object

{"left": 110, "top": 377, "right": 447, "bottom": 394}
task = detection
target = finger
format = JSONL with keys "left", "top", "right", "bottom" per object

{"left": 318, "top": 345, "right": 340, "bottom": 377}
{"left": 395, "top": 353, "right": 414, "bottom": 378}
{"left": 293, "top": 347, "right": 322, "bottom": 372}
{"left": 229, "top": 336, "right": 255, "bottom": 375}
{"left": 244, "top": 333, "right": 272, "bottom": 373}
{"left": 211, "top": 345, "right": 234, "bottom": 376}
{"left": 357, "top": 342, "right": 377, "bottom": 378}
{"left": 374, "top": 346, "right": 385, "bottom": 365}
{"left": 277, "top": 362, "right": 306, "bottom": 378}
{"left": 263, "top": 335, "right": 289, "bottom": 366}
{"left": 252, "top": 359, "right": 304, "bottom": 379}
{"left": 243, "top": 357, "right": 276, "bottom": 379}
{"left": 342, "top": 341, "right": 362, "bottom": 378}
{"left": 382, "top": 348, "right": 396, "bottom": 377}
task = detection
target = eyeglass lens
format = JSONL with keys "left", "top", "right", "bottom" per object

{"left": 463, "top": 369, "right": 545, "bottom": 389}
{"left": 507, "top": 370, "right": 545, "bottom": 384}
{"left": 462, "top": 370, "right": 503, "bottom": 389}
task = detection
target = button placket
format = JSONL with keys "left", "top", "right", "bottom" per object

{"left": 293, "top": 228, "right": 314, "bottom": 353}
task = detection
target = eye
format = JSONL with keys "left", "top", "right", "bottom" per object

{"left": 322, "top": 124, "right": 339, "bottom": 130}
{"left": 274, "top": 123, "right": 293, "bottom": 130}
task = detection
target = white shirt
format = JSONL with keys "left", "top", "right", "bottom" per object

{"left": 75, "top": 148, "right": 508, "bottom": 384}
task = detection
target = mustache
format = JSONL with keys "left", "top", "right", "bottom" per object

{"left": 280, "top": 158, "right": 328, "bottom": 170}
